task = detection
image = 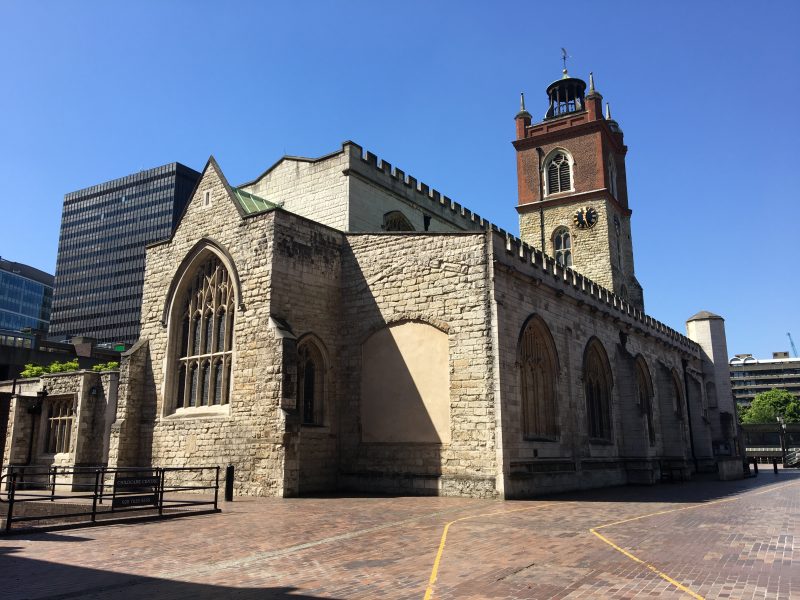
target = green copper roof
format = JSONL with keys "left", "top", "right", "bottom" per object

{"left": 232, "top": 188, "right": 278, "bottom": 215}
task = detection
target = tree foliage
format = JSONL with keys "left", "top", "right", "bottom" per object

{"left": 740, "top": 389, "right": 800, "bottom": 424}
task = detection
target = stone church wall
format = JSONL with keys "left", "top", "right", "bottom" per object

{"left": 240, "top": 150, "right": 351, "bottom": 232}
{"left": 339, "top": 232, "right": 499, "bottom": 497}
{"left": 124, "top": 163, "right": 290, "bottom": 496}
{"left": 490, "top": 232, "right": 706, "bottom": 496}
{"left": 269, "top": 210, "right": 344, "bottom": 494}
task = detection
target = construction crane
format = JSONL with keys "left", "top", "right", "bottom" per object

{"left": 789, "top": 332, "right": 798, "bottom": 358}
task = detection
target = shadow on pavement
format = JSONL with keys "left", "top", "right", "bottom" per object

{"left": 530, "top": 468, "right": 800, "bottom": 505}
{"left": 0, "top": 553, "right": 343, "bottom": 600}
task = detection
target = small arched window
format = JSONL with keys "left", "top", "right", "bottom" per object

{"left": 298, "top": 337, "right": 327, "bottom": 426}
{"left": 383, "top": 211, "right": 415, "bottom": 232}
{"left": 518, "top": 316, "right": 559, "bottom": 439}
{"left": 545, "top": 151, "right": 572, "bottom": 195}
{"left": 584, "top": 339, "right": 613, "bottom": 440}
{"left": 634, "top": 356, "right": 655, "bottom": 446}
{"left": 607, "top": 154, "right": 618, "bottom": 199}
{"left": 173, "top": 254, "right": 234, "bottom": 410}
{"left": 553, "top": 227, "right": 572, "bottom": 268}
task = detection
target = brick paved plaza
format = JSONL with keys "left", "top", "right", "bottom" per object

{"left": 1, "top": 470, "right": 798, "bottom": 600}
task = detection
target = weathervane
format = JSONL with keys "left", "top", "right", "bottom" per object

{"left": 561, "top": 47, "right": 570, "bottom": 73}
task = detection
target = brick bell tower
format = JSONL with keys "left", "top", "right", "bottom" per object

{"left": 513, "top": 68, "right": 644, "bottom": 309}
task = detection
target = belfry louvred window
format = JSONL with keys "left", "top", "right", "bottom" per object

{"left": 546, "top": 152, "right": 571, "bottom": 194}
{"left": 175, "top": 255, "right": 233, "bottom": 409}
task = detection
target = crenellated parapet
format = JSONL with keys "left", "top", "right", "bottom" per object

{"left": 495, "top": 231, "right": 701, "bottom": 355}
{"left": 342, "top": 141, "right": 507, "bottom": 235}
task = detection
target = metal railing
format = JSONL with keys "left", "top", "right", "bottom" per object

{"left": 1, "top": 465, "right": 220, "bottom": 533}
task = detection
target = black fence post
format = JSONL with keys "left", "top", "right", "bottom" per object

{"left": 773, "top": 459, "right": 779, "bottom": 474}
{"left": 225, "top": 464, "right": 234, "bottom": 502}
{"left": 50, "top": 467, "right": 56, "bottom": 502}
{"left": 5, "top": 472, "right": 16, "bottom": 533}
{"left": 98, "top": 467, "right": 105, "bottom": 505}
{"left": 752, "top": 459, "right": 759, "bottom": 475}
{"left": 213, "top": 467, "right": 219, "bottom": 511}
{"left": 158, "top": 468, "right": 165, "bottom": 516}
{"left": 91, "top": 469, "right": 100, "bottom": 522}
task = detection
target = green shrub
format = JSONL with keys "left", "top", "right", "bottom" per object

{"left": 19, "top": 363, "right": 47, "bottom": 378}
{"left": 92, "top": 361, "right": 120, "bottom": 372}
{"left": 47, "top": 359, "right": 80, "bottom": 373}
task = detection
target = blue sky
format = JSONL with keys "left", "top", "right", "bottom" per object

{"left": 1, "top": 1, "right": 798, "bottom": 358}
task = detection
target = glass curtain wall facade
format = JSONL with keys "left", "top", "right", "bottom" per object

{"left": 49, "top": 163, "right": 201, "bottom": 345}
{"left": 0, "top": 257, "right": 54, "bottom": 334}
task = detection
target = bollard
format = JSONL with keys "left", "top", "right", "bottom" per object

{"left": 773, "top": 459, "right": 779, "bottom": 474}
{"left": 225, "top": 464, "right": 234, "bottom": 502}
{"left": 752, "top": 459, "right": 758, "bottom": 475}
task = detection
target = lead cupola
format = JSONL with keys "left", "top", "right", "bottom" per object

{"left": 545, "top": 69, "right": 587, "bottom": 119}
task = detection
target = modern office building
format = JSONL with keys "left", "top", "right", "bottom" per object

{"left": 729, "top": 352, "right": 800, "bottom": 406}
{"left": 49, "top": 163, "right": 201, "bottom": 345}
{"left": 0, "top": 256, "right": 54, "bottom": 335}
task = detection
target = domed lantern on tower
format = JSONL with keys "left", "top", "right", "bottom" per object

{"left": 513, "top": 53, "right": 645, "bottom": 310}
{"left": 544, "top": 69, "right": 587, "bottom": 119}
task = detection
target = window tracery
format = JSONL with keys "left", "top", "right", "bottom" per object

{"left": 173, "top": 255, "right": 233, "bottom": 410}
{"left": 545, "top": 151, "right": 572, "bottom": 195}
{"left": 553, "top": 227, "right": 573, "bottom": 268}
{"left": 584, "top": 340, "right": 613, "bottom": 440}
{"left": 518, "top": 316, "right": 559, "bottom": 439}
{"left": 383, "top": 211, "right": 415, "bottom": 232}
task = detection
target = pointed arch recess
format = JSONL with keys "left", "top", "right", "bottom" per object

{"left": 542, "top": 147, "right": 575, "bottom": 196}
{"left": 161, "top": 238, "right": 243, "bottom": 327}
{"left": 517, "top": 315, "right": 560, "bottom": 439}
{"left": 297, "top": 333, "right": 329, "bottom": 427}
{"left": 168, "top": 251, "right": 235, "bottom": 411}
{"left": 634, "top": 355, "right": 656, "bottom": 446}
{"left": 583, "top": 337, "right": 613, "bottom": 440}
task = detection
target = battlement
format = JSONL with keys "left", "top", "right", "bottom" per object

{"left": 342, "top": 141, "right": 516, "bottom": 237}
{"left": 495, "top": 231, "right": 701, "bottom": 355}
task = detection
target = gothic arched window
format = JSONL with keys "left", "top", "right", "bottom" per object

{"left": 584, "top": 339, "right": 613, "bottom": 440}
{"left": 518, "top": 316, "right": 559, "bottom": 439}
{"left": 174, "top": 255, "right": 234, "bottom": 410}
{"left": 383, "top": 211, "right": 415, "bottom": 232}
{"left": 634, "top": 356, "right": 655, "bottom": 446}
{"left": 545, "top": 151, "right": 572, "bottom": 195}
{"left": 298, "top": 337, "right": 327, "bottom": 426}
{"left": 553, "top": 227, "right": 572, "bottom": 267}
{"left": 672, "top": 370, "right": 684, "bottom": 419}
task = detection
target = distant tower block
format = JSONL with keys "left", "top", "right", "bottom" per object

{"left": 513, "top": 69, "right": 644, "bottom": 309}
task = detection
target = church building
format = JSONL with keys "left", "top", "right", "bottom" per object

{"left": 1, "top": 70, "right": 740, "bottom": 498}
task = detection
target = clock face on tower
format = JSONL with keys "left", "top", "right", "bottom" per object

{"left": 573, "top": 207, "right": 598, "bottom": 229}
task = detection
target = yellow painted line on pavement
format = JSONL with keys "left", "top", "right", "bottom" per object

{"left": 423, "top": 503, "right": 551, "bottom": 600}
{"left": 589, "top": 528, "right": 705, "bottom": 600}
{"left": 590, "top": 480, "right": 800, "bottom": 600}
